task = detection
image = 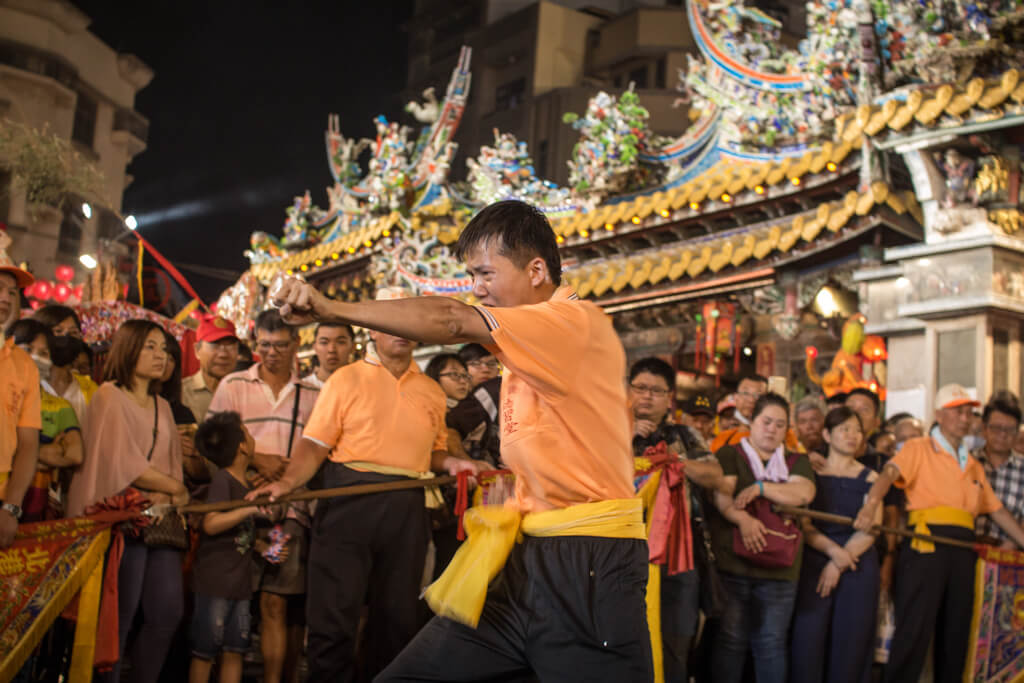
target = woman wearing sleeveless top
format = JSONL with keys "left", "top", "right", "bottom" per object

{"left": 790, "top": 406, "right": 882, "bottom": 683}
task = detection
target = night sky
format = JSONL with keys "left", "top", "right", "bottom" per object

{"left": 74, "top": 1, "right": 415, "bottom": 303}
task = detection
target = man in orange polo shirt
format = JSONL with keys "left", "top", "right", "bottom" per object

{"left": 0, "top": 248, "right": 41, "bottom": 547}
{"left": 711, "top": 374, "right": 802, "bottom": 453}
{"left": 265, "top": 200, "right": 651, "bottom": 682}
{"left": 252, "top": 288, "right": 481, "bottom": 682}
{"left": 854, "top": 384, "right": 1024, "bottom": 683}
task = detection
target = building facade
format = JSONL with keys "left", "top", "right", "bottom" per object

{"left": 0, "top": 0, "right": 152, "bottom": 281}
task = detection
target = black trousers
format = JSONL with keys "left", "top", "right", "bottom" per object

{"left": 306, "top": 463, "right": 430, "bottom": 683}
{"left": 376, "top": 534, "right": 653, "bottom": 682}
{"left": 883, "top": 525, "right": 977, "bottom": 683}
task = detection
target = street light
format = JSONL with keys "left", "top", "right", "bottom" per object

{"left": 81, "top": 202, "right": 92, "bottom": 219}
{"left": 79, "top": 254, "right": 98, "bottom": 269}
{"left": 125, "top": 215, "right": 138, "bottom": 230}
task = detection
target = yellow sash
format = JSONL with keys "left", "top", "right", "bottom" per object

{"left": 423, "top": 498, "right": 645, "bottom": 628}
{"left": 343, "top": 461, "right": 443, "bottom": 509}
{"left": 908, "top": 506, "right": 974, "bottom": 553}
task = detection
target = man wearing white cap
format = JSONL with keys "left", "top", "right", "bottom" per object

{"left": 0, "top": 233, "right": 41, "bottom": 547}
{"left": 854, "top": 383, "right": 1024, "bottom": 683}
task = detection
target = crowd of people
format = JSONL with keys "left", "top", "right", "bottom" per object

{"left": 1, "top": 200, "right": 1024, "bottom": 683}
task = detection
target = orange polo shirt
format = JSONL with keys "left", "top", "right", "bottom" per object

{"left": 890, "top": 435, "right": 1002, "bottom": 516}
{"left": 0, "top": 338, "right": 42, "bottom": 498}
{"left": 303, "top": 355, "right": 447, "bottom": 472}
{"left": 473, "top": 286, "right": 634, "bottom": 512}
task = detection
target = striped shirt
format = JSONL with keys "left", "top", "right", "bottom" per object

{"left": 207, "top": 363, "right": 320, "bottom": 460}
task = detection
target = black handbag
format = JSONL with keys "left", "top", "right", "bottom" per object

{"left": 141, "top": 398, "right": 189, "bottom": 550}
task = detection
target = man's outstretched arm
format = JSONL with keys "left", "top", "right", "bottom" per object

{"left": 272, "top": 278, "right": 493, "bottom": 346}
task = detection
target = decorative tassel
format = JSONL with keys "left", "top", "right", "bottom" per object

{"left": 455, "top": 470, "right": 470, "bottom": 540}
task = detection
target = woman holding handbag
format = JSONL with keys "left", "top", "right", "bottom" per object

{"left": 708, "top": 392, "right": 816, "bottom": 683}
{"left": 790, "top": 406, "right": 881, "bottom": 683}
{"left": 67, "top": 319, "right": 189, "bottom": 683}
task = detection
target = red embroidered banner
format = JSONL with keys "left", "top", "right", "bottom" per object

{"left": 966, "top": 545, "right": 1024, "bottom": 683}
{"left": 0, "top": 518, "right": 113, "bottom": 682}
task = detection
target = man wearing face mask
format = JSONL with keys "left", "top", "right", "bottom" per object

{"left": 0, "top": 245, "right": 41, "bottom": 547}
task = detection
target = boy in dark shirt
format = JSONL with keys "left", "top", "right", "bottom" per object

{"left": 189, "top": 411, "right": 264, "bottom": 683}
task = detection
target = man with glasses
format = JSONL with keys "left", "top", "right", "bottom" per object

{"left": 629, "top": 357, "right": 722, "bottom": 682}
{"left": 975, "top": 395, "right": 1024, "bottom": 548}
{"left": 458, "top": 343, "right": 501, "bottom": 387}
{"left": 711, "top": 374, "right": 767, "bottom": 451}
{"left": 183, "top": 316, "right": 241, "bottom": 422}
{"left": 207, "top": 309, "right": 319, "bottom": 683}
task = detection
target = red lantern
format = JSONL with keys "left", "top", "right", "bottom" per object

{"left": 35, "top": 280, "right": 53, "bottom": 300}
{"left": 53, "top": 283, "right": 71, "bottom": 303}
{"left": 29, "top": 300, "right": 41, "bottom": 310}
{"left": 55, "top": 265, "right": 75, "bottom": 283}
{"left": 22, "top": 282, "right": 37, "bottom": 299}
{"left": 72, "top": 284, "right": 84, "bottom": 300}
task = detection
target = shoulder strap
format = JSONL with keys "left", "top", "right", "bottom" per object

{"left": 145, "top": 397, "right": 158, "bottom": 461}
{"left": 285, "top": 384, "right": 301, "bottom": 459}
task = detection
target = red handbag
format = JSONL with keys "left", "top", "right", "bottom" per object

{"left": 731, "top": 452, "right": 803, "bottom": 569}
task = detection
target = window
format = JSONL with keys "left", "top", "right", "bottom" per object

{"left": 495, "top": 78, "right": 526, "bottom": 112}
{"left": 98, "top": 209, "right": 123, "bottom": 241}
{"left": 58, "top": 210, "right": 82, "bottom": 257}
{"left": 72, "top": 93, "right": 97, "bottom": 148}
{"left": 536, "top": 140, "right": 549, "bottom": 179}
{"left": 937, "top": 328, "right": 976, "bottom": 389}
{"left": 656, "top": 58, "right": 667, "bottom": 89}
{"left": 629, "top": 66, "right": 648, "bottom": 89}
{"left": 993, "top": 328, "right": 1009, "bottom": 393}
{"left": 0, "top": 171, "right": 10, "bottom": 223}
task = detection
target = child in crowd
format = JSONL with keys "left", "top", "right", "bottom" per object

{"left": 189, "top": 411, "right": 264, "bottom": 683}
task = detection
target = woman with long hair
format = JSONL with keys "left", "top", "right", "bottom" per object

{"left": 709, "top": 392, "right": 816, "bottom": 683}
{"left": 790, "top": 407, "right": 881, "bottom": 683}
{"left": 159, "top": 329, "right": 208, "bottom": 487}
{"left": 67, "top": 319, "right": 188, "bottom": 683}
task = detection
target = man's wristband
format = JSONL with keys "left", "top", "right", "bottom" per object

{"left": 758, "top": 481, "right": 765, "bottom": 495}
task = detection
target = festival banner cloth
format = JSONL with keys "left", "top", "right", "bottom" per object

{"left": 0, "top": 518, "right": 112, "bottom": 683}
{"left": 967, "top": 545, "right": 1024, "bottom": 683}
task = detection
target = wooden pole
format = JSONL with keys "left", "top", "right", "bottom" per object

{"left": 773, "top": 504, "right": 979, "bottom": 551}
{"left": 178, "top": 475, "right": 458, "bottom": 515}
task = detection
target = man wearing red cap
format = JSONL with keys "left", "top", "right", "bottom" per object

{"left": 182, "top": 315, "right": 240, "bottom": 422}
{"left": 854, "top": 383, "right": 1024, "bottom": 683}
{"left": 0, "top": 240, "right": 40, "bottom": 547}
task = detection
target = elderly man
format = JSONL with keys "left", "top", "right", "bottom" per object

{"left": 0, "top": 251, "right": 40, "bottom": 548}
{"left": 975, "top": 396, "right": 1024, "bottom": 548}
{"left": 793, "top": 396, "right": 825, "bottom": 454}
{"left": 254, "top": 288, "right": 479, "bottom": 681}
{"left": 182, "top": 316, "right": 240, "bottom": 421}
{"left": 855, "top": 384, "right": 1024, "bottom": 683}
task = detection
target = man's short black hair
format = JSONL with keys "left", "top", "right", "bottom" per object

{"left": 846, "top": 387, "right": 881, "bottom": 416}
{"left": 983, "top": 397, "right": 1022, "bottom": 426}
{"left": 8, "top": 318, "right": 53, "bottom": 352}
{"left": 255, "top": 309, "right": 297, "bottom": 339}
{"left": 629, "top": 357, "right": 675, "bottom": 391}
{"left": 826, "top": 392, "right": 848, "bottom": 407}
{"left": 195, "top": 411, "right": 246, "bottom": 469}
{"left": 314, "top": 319, "right": 355, "bottom": 339}
{"left": 458, "top": 343, "right": 494, "bottom": 365}
{"left": 454, "top": 200, "right": 562, "bottom": 287}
